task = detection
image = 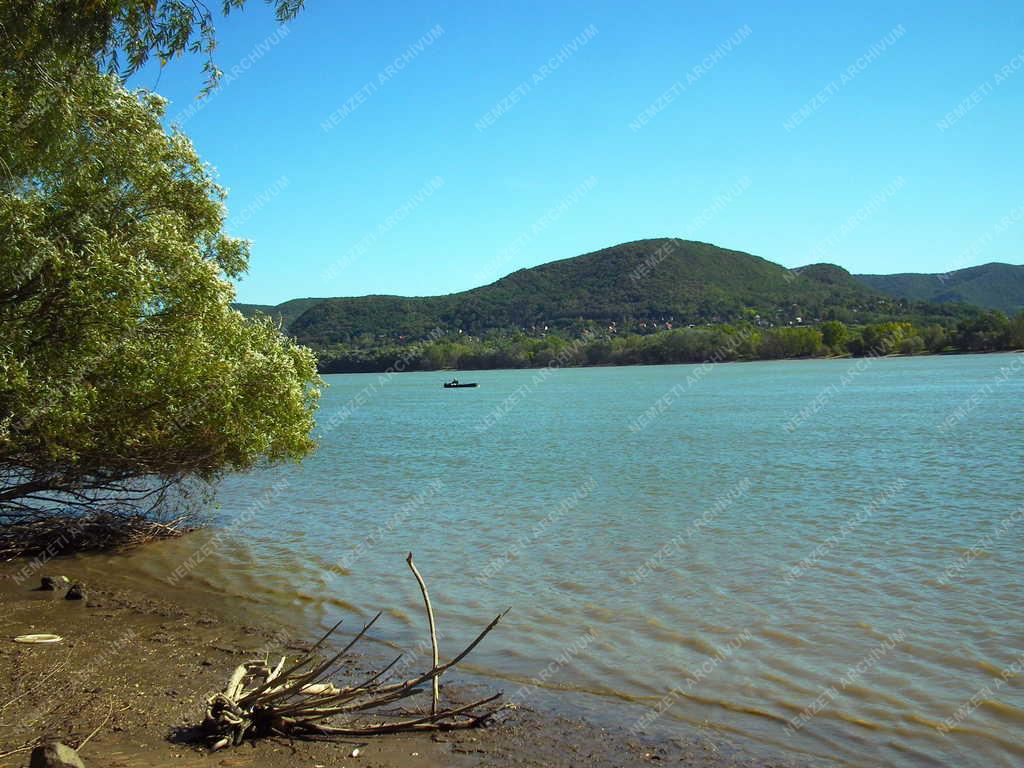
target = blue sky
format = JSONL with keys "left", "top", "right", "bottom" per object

{"left": 137, "top": 0, "right": 1024, "bottom": 305}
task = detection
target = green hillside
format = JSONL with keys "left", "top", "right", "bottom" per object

{"left": 234, "top": 298, "right": 327, "bottom": 330}
{"left": 228, "top": 239, "right": 1023, "bottom": 373}
{"left": 856, "top": 263, "right": 1024, "bottom": 315}
{"left": 287, "top": 239, "right": 933, "bottom": 347}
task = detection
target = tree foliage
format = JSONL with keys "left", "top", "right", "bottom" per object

{"left": 1, "top": 1, "right": 318, "bottom": 525}
{"left": 4, "top": 0, "right": 305, "bottom": 95}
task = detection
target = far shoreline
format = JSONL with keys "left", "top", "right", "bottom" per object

{"left": 319, "top": 347, "right": 1024, "bottom": 377}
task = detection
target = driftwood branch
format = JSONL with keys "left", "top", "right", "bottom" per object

{"left": 200, "top": 553, "right": 510, "bottom": 750}
{"left": 406, "top": 551, "right": 440, "bottom": 716}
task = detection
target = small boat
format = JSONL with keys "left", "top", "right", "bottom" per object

{"left": 443, "top": 379, "right": 478, "bottom": 388}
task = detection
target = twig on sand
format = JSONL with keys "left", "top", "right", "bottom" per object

{"left": 0, "top": 648, "right": 73, "bottom": 713}
{"left": 200, "top": 553, "right": 511, "bottom": 750}
{"left": 0, "top": 741, "right": 39, "bottom": 759}
{"left": 77, "top": 698, "right": 114, "bottom": 749}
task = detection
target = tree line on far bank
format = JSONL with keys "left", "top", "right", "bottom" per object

{"left": 317, "top": 310, "right": 1024, "bottom": 373}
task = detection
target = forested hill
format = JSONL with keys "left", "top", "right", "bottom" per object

{"left": 855, "top": 263, "right": 1024, "bottom": 315}
{"left": 238, "top": 239, "right": 952, "bottom": 346}
{"left": 232, "top": 297, "right": 326, "bottom": 330}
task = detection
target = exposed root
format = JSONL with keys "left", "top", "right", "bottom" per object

{"left": 0, "top": 511, "right": 190, "bottom": 560}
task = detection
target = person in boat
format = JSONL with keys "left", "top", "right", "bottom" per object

{"left": 450, "top": 378, "right": 458, "bottom": 385}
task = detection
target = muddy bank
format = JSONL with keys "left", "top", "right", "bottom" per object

{"left": 0, "top": 561, "right": 814, "bottom": 767}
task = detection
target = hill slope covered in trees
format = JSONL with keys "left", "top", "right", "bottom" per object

{"left": 855, "top": 263, "right": 1024, "bottom": 314}
{"left": 242, "top": 239, "right": 947, "bottom": 342}
{"left": 234, "top": 239, "right": 1023, "bottom": 372}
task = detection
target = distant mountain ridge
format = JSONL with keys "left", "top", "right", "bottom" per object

{"left": 233, "top": 239, "right": 1017, "bottom": 349}
{"left": 855, "top": 263, "right": 1024, "bottom": 315}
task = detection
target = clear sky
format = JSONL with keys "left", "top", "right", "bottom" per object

{"left": 136, "top": 0, "right": 1024, "bottom": 305}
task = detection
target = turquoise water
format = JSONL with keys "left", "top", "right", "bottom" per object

{"left": 128, "top": 353, "right": 1023, "bottom": 766}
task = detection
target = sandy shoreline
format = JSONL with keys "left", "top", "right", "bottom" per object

{"left": 0, "top": 559, "right": 815, "bottom": 767}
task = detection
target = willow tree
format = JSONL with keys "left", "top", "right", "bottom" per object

{"left": 0, "top": 1, "right": 318, "bottom": 547}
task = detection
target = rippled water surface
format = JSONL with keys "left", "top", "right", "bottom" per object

{"left": 107, "top": 354, "right": 1024, "bottom": 767}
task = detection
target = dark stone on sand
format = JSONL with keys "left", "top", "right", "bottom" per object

{"left": 29, "top": 742, "right": 86, "bottom": 768}
{"left": 40, "top": 576, "right": 70, "bottom": 591}
{"left": 65, "top": 583, "right": 86, "bottom": 601}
